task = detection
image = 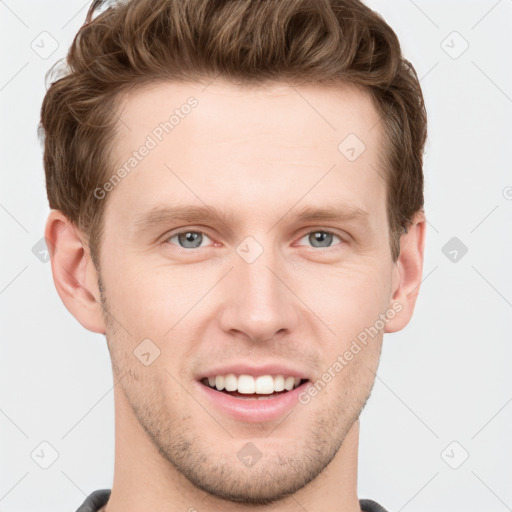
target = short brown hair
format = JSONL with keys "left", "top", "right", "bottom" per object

{"left": 39, "top": 0, "right": 427, "bottom": 267}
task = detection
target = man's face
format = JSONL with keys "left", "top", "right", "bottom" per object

{"left": 97, "top": 80, "right": 396, "bottom": 504}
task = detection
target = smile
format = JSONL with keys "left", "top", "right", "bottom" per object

{"left": 196, "top": 375, "right": 311, "bottom": 423}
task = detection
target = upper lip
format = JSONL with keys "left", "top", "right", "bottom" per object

{"left": 196, "top": 363, "right": 311, "bottom": 381}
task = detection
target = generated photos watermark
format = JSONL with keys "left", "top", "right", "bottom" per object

{"left": 298, "top": 301, "right": 403, "bottom": 405}
{"left": 93, "top": 96, "right": 198, "bottom": 200}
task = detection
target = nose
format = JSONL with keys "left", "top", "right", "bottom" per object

{"left": 217, "top": 243, "right": 299, "bottom": 343}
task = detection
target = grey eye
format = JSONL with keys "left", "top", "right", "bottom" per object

{"left": 299, "top": 231, "right": 342, "bottom": 248}
{"left": 169, "top": 231, "right": 211, "bottom": 249}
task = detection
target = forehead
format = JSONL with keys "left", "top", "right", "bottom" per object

{"left": 105, "top": 79, "right": 386, "bottom": 229}
{"left": 116, "top": 79, "right": 381, "bottom": 143}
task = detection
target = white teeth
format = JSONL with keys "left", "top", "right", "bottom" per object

{"left": 284, "top": 376, "right": 295, "bottom": 391}
{"left": 215, "top": 375, "right": 225, "bottom": 391}
{"left": 238, "top": 375, "right": 255, "bottom": 394}
{"left": 203, "top": 374, "right": 304, "bottom": 395}
{"left": 224, "top": 373, "right": 238, "bottom": 392}
{"left": 274, "top": 375, "right": 285, "bottom": 392}
{"left": 255, "top": 375, "right": 274, "bottom": 394}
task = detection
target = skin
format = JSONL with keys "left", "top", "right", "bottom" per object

{"left": 45, "top": 80, "right": 426, "bottom": 512}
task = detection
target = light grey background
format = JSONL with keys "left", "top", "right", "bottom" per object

{"left": 1, "top": 1, "right": 511, "bottom": 511}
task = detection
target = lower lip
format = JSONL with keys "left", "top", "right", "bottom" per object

{"left": 195, "top": 380, "right": 311, "bottom": 423}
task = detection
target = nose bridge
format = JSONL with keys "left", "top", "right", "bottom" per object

{"left": 220, "top": 235, "right": 297, "bottom": 340}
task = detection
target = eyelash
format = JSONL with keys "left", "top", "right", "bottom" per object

{"left": 164, "top": 228, "right": 347, "bottom": 250}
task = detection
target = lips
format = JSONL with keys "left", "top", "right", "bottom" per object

{"left": 194, "top": 377, "right": 311, "bottom": 422}
{"left": 194, "top": 363, "right": 312, "bottom": 421}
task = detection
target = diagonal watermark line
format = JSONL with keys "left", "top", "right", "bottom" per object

{"left": 472, "top": 61, "right": 512, "bottom": 105}
{"left": 471, "top": 0, "right": 503, "bottom": 30}
{"left": 472, "top": 396, "right": 512, "bottom": 439}
{"left": 426, "top": 219, "right": 439, "bottom": 234}
{"left": 201, "top": 72, "right": 221, "bottom": 93}
{"left": 265, "top": 265, "right": 337, "bottom": 336}
{"left": 471, "top": 265, "right": 512, "bottom": 308}
{"left": 0, "top": 1, "right": 29, "bottom": 28}
{"left": 267, "top": 164, "right": 337, "bottom": 234}
{"left": 398, "top": 472, "right": 439, "bottom": 511}
{"left": 163, "top": 367, "right": 234, "bottom": 438}
{"left": 290, "top": 495, "right": 311, "bottom": 512}
{"left": 406, "top": 265, "right": 439, "bottom": 298}
{"left": 61, "top": 372, "right": 127, "bottom": 440}
{"left": 0, "top": 203, "right": 29, "bottom": 232}
{"left": 0, "top": 471, "right": 29, "bottom": 502}
{"left": 290, "top": 85, "right": 337, "bottom": 131}
{"left": 0, "top": 408, "right": 29, "bottom": 438}
{"left": 369, "top": 113, "right": 384, "bottom": 133}
{"left": 368, "top": 162, "right": 386, "bottom": 184}
{"left": 61, "top": 470, "right": 87, "bottom": 497}
{"left": 472, "top": 471, "right": 512, "bottom": 511}
{"left": 408, "top": 0, "right": 439, "bottom": 29}
{"left": 0, "top": 62, "right": 29, "bottom": 92}
{"left": 0, "top": 265, "right": 29, "bottom": 295}
{"left": 61, "top": 0, "right": 90, "bottom": 29}
{"left": 470, "top": 204, "right": 499, "bottom": 233}
{"left": 372, "top": 371, "right": 439, "bottom": 438}
{"left": 419, "top": 61, "right": 439, "bottom": 82}
{"left": 163, "top": 267, "right": 234, "bottom": 337}
{"left": 263, "top": 406, "right": 297, "bottom": 439}
{"left": 106, "top": 103, "right": 131, "bottom": 131}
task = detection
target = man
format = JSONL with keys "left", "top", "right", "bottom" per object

{"left": 40, "top": 0, "right": 427, "bottom": 511}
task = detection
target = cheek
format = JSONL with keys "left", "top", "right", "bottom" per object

{"left": 298, "top": 258, "right": 392, "bottom": 331}
{"left": 102, "top": 260, "right": 210, "bottom": 372}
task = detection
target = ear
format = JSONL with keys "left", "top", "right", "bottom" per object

{"left": 385, "top": 210, "right": 427, "bottom": 333}
{"left": 44, "top": 209, "right": 106, "bottom": 334}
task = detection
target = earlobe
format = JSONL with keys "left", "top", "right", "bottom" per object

{"left": 44, "top": 210, "right": 106, "bottom": 334}
{"left": 385, "top": 210, "right": 427, "bottom": 333}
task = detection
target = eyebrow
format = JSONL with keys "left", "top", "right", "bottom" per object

{"left": 132, "top": 203, "right": 370, "bottom": 232}
{"left": 133, "top": 205, "right": 236, "bottom": 230}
